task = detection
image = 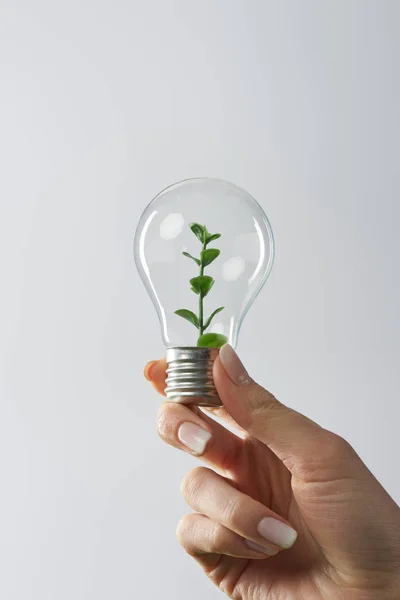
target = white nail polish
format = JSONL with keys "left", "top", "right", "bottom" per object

{"left": 178, "top": 422, "right": 212, "bottom": 454}
{"left": 258, "top": 517, "right": 298, "bottom": 549}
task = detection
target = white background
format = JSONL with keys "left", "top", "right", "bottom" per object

{"left": 0, "top": 1, "right": 399, "bottom": 599}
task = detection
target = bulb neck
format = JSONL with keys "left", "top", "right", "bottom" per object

{"left": 165, "top": 346, "right": 221, "bottom": 407}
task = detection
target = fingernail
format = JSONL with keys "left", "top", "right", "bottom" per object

{"left": 178, "top": 422, "right": 212, "bottom": 455}
{"left": 245, "top": 539, "right": 279, "bottom": 556}
{"left": 144, "top": 361, "right": 157, "bottom": 381}
{"left": 219, "top": 344, "right": 251, "bottom": 386}
{"left": 258, "top": 517, "right": 298, "bottom": 549}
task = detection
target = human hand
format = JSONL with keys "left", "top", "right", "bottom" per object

{"left": 144, "top": 345, "right": 400, "bottom": 599}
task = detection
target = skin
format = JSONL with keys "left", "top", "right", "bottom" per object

{"left": 144, "top": 350, "right": 400, "bottom": 600}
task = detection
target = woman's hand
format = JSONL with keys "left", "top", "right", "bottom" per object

{"left": 144, "top": 345, "right": 400, "bottom": 600}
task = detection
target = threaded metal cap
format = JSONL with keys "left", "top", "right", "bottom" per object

{"left": 165, "top": 346, "right": 222, "bottom": 407}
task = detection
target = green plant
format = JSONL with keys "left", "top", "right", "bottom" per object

{"left": 174, "top": 223, "right": 228, "bottom": 348}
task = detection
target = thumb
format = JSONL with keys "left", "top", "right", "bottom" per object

{"left": 213, "top": 345, "right": 325, "bottom": 474}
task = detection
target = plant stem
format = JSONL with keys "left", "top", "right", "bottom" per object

{"left": 198, "top": 236, "right": 207, "bottom": 335}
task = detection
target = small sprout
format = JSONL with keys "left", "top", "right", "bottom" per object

{"left": 174, "top": 222, "right": 226, "bottom": 348}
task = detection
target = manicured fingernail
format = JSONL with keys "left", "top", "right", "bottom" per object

{"left": 144, "top": 361, "right": 157, "bottom": 381}
{"left": 219, "top": 344, "right": 251, "bottom": 386}
{"left": 245, "top": 539, "right": 279, "bottom": 556}
{"left": 178, "top": 422, "right": 212, "bottom": 455}
{"left": 258, "top": 517, "right": 297, "bottom": 549}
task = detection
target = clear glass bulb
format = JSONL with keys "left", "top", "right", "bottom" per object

{"left": 134, "top": 178, "right": 274, "bottom": 406}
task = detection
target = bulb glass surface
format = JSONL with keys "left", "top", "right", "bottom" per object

{"left": 134, "top": 178, "right": 274, "bottom": 349}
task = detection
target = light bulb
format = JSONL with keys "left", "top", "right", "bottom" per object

{"left": 134, "top": 178, "right": 274, "bottom": 406}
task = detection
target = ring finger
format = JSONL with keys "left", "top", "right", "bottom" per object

{"left": 177, "top": 513, "right": 279, "bottom": 569}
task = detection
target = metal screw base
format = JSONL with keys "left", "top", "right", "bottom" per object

{"left": 165, "top": 346, "right": 222, "bottom": 407}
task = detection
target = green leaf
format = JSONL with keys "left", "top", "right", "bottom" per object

{"left": 197, "top": 333, "right": 228, "bottom": 348}
{"left": 189, "top": 223, "right": 206, "bottom": 243}
{"left": 182, "top": 251, "right": 200, "bottom": 266}
{"left": 174, "top": 309, "right": 199, "bottom": 329}
{"left": 203, "top": 306, "right": 224, "bottom": 330}
{"left": 206, "top": 232, "right": 221, "bottom": 244}
{"left": 190, "top": 275, "right": 214, "bottom": 296}
{"left": 200, "top": 248, "right": 220, "bottom": 267}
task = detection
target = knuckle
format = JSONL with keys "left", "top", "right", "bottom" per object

{"left": 222, "top": 495, "right": 245, "bottom": 530}
{"left": 293, "top": 431, "right": 357, "bottom": 483}
{"left": 247, "top": 386, "right": 283, "bottom": 426}
{"left": 181, "top": 466, "right": 210, "bottom": 503}
{"left": 321, "top": 432, "right": 355, "bottom": 461}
